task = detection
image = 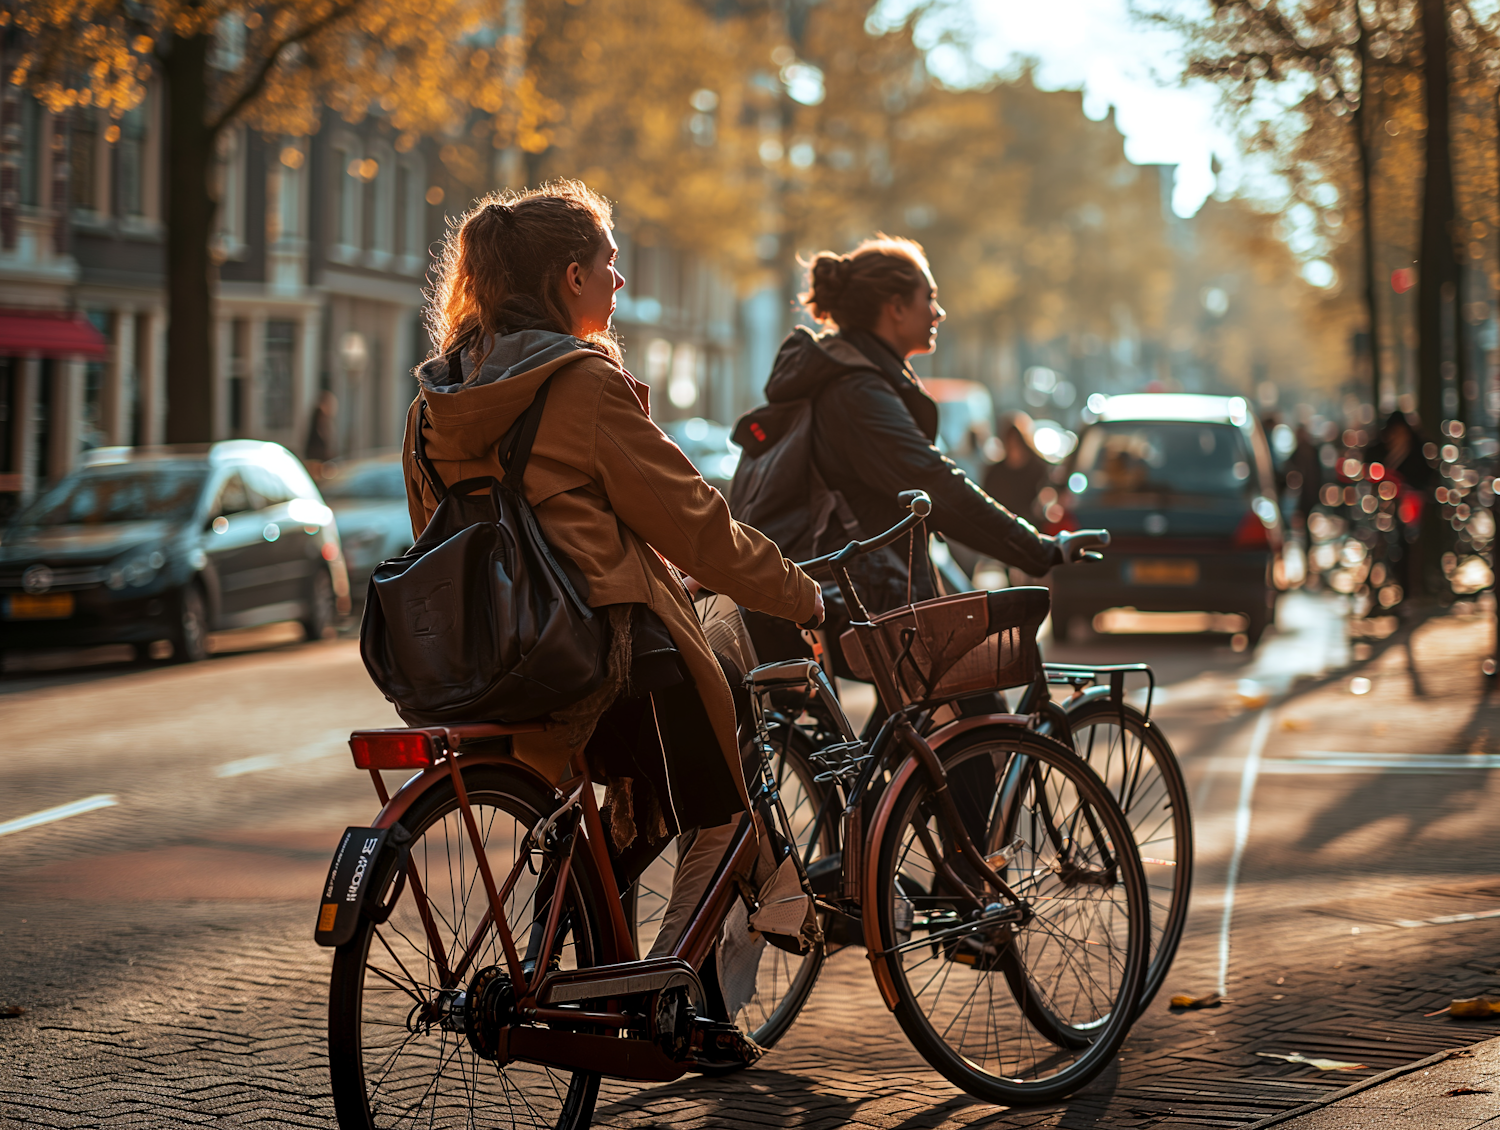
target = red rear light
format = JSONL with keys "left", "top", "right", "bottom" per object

{"left": 1233, "top": 510, "right": 1270, "bottom": 549}
{"left": 350, "top": 730, "right": 438, "bottom": 770}
{"left": 1047, "top": 508, "right": 1079, "bottom": 534}
{"left": 1398, "top": 492, "right": 1422, "bottom": 525}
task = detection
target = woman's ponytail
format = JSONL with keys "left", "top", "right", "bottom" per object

{"left": 426, "top": 179, "right": 619, "bottom": 380}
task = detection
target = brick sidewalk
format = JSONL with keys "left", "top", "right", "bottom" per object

{"left": 3, "top": 607, "right": 1500, "bottom": 1127}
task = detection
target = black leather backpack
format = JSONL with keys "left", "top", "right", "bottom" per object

{"left": 359, "top": 375, "right": 607, "bottom": 726}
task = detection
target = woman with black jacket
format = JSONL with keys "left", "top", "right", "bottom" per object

{"left": 736, "top": 236, "right": 1061, "bottom": 660}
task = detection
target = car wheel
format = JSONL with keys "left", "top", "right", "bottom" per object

{"left": 302, "top": 568, "right": 336, "bottom": 642}
{"left": 165, "top": 584, "right": 210, "bottom": 664}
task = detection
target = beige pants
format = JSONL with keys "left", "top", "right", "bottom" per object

{"left": 647, "top": 821, "right": 739, "bottom": 958}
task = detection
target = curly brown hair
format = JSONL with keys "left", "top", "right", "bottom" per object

{"left": 425, "top": 179, "right": 620, "bottom": 379}
{"left": 800, "top": 234, "right": 930, "bottom": 332}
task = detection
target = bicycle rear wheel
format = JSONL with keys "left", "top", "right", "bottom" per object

{"left": 627, "top": 722, "right": 833, "bottom": 1049}
{"left": 870, "top": 726, "right": 1148, "bottom": 1105}
{"left": 328, "top": 765, "right": 605, "bottom": 1130}
{"left": 1065, "top": 697, "right": 1193, "bottom": 1014}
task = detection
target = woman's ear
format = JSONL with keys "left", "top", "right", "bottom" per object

{"left": 566, "top": 261, "right": 584, "bottom": 296}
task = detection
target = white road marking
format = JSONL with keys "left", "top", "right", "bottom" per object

{"left": 1218, "top": 707, "right": 1274, "bottom": 997}
{"left": 0, "top": 794, "right": 118, "bottom": 837}
{"left": 1262, "top": 753, "right": 1500, "bottom": 773}
{"left": 1396, "top": 908, "right": 1500, "bottom": 929}
{"left": 214, "top": 729, "right": 351, "bottom": 778}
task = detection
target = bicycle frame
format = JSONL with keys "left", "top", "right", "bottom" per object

{"left": 353, "top": 722, "right": 762, "bottom": 1082}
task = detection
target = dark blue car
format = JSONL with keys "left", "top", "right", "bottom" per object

{"left": 0, "top": 442, "right": 349, "bottom": 664}
{"left": 1049, "top": 394, "right": 1284, "bottom": 644}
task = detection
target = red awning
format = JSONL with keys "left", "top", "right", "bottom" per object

{"left": 0, "top": 309, "right": 108, "bottom": 359}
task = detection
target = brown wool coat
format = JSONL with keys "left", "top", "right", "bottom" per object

{"left": 401, "top": 347, "right": 820, "bottom": 815}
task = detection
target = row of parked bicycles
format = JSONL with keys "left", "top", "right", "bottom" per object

{"left": 316, "top": 491, "right": 1192, "bottom": 1128}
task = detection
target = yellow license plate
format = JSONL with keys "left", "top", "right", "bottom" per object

{"left": 7, "top": 593, "right": 75, "bottom": 619}
{"left": 1129, "top": 559, "right": 1199, "bottom": 586}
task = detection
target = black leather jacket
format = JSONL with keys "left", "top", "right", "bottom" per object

{"left": 763, "top": 327, "right": 1061, "bottom": 613}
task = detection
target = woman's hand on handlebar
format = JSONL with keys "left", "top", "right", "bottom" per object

{"left": 1056, "top": 528, "right": 1110, "bottom": 563}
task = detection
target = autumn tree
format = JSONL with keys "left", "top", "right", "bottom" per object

{"left": 2, "top": 0, "right": 549, "bottom": 442}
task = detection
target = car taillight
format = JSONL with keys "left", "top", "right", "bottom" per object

{"left": 1233, "top": 510, "right": 1270, "bottom": 549}
{"left": 350, "top": 730, "right": 438, "bottom": 770}
{"left": 1047, "top": 507, "right": 1079, "bottom": 534}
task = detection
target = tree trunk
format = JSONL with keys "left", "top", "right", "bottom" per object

{"left": 1417, "top": 0, "right": 1456, "bottom": 593}
{"left": 161, "top": 34, "right": 218, "bottom": 444}
{"left": 1353, "top": 3, "right": 1383, "bottom": 410}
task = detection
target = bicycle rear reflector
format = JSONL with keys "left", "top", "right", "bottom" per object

{"left": 349, "top": 730, "right": 437, "bottom": 770}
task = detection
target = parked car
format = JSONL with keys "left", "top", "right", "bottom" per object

{"left": 0, "top": 441, "right": 349, "bottom": 664}
{"left": 320, "top": 454, "right": 413, "bottom": 596}
{"left": 1049, "top": 393, "right": 1284, "bottom": 644}
{"left": 661, "top": 417, "right": 741, "bottom": 495}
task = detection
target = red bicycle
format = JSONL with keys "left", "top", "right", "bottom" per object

{"left": 319, "top": 491, "right": 1149, "bottom": 1127}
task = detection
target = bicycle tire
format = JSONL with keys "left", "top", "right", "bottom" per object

{"left": 626, "top": 722, "right": 834, "bottom": 1050}
{"left": 870, "top": 725, "right": 1148, "bottom": 1105}
{"left": 328, "top": 764, "right": 606, "bottom": 1130}
{"left": 1064, "top": 697, "right": 1193, "bottom": 1015}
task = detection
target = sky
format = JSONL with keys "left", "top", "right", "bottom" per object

{"left": 895, "top": 0, "right": 1239, "bottom": 217}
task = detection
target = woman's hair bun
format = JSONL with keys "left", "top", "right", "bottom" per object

{"left": 810, "top": 253, "right": 849, "bottom": 298}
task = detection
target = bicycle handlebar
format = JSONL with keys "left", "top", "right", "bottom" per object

{"left": 1057, "top": 528, "right": 1110, "bottom": 564}
{"left": 794, "top": 490, "right": 933, "bottom": 580}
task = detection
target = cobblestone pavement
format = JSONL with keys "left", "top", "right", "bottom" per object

{"left": 4, "top": 596, "right": 1500, "bottom": 1128}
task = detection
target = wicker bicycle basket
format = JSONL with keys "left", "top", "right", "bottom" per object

{"left": 839, "top": 587, "right": 1051, "bottom": 708}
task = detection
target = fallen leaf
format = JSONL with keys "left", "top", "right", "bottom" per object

{"left": 1271, "top": 994, "right": 1285, "bottom": 1001}
{"left": 1257, "top": 1051, "right": 1368, "bottom": 1072}
{"left": 1281, "top": 718, "right": 1309, "bottom": 731}
{"left": 1450, "top": 997, "right": 1500, "bottom": 1019}
{"left": 1170, "top": 993, "right": 1222, "bottom": 1010}
{"left": 1445, "top": 1087, "right": 1492, "bottom": 1096}
{"left": 0, "top": 1005, "right": 23, "bottom": 1019}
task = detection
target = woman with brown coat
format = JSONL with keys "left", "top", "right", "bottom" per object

{"left": 402, "top": 182, "right": 821, "bottom": 1036}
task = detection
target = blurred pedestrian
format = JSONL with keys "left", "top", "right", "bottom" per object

{"left": 1365, "top": 410, "right": 1433, "bottom": 605}
{"left": 304, "top": 389, "right": 339, "bottom": 478}
{"left": 1288, "top": 422, "right": 1322, "bottom": 529}
{"left": 981, "top": 412, "right": 1049, "bottom": 525}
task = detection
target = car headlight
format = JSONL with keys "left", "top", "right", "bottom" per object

{"left": 106, "top": 548, "right": 167, "bottom": 590}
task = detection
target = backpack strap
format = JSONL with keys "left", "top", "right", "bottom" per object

{"left": 413, "top": 399, "right": 447, "bottom": 502}
{"left": 411, "top": 343, "right": 470, "bottom": 502}
{"left": 499, "top": 376, "right": 553, "bottom": 482}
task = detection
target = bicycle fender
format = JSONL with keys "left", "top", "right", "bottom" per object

{"left": 369, "top": 749, "right": 562, "bottom": 831}
{"left": 861, "top": 752, "right": 924, "bottom": 1011}
{"left": 922, "top": 712, "right": 1030, "bottom": 753}
{"left": 314, "top": 824, "right": 411, "bottom": 947}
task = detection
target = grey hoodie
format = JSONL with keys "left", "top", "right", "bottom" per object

{"left": 417, "top": 330, "right": 599, "bottom": 392}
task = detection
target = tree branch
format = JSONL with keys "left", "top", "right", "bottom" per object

{"left": 207, "top": 0, "right": 367, "bottom": 138}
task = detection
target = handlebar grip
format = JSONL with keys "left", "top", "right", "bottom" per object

{"left": 897, "top": 489, "right": 932, "bottom": 518}
{"left": 1058, "top": 528, "right": 1110, "bottom": 563}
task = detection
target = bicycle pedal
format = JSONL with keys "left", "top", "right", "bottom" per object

{"left": 689, "top": 1021, "right": 765, "bottom": 1075}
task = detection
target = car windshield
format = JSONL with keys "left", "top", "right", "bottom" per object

{"left": 321, "top": 462, "right": 406, "bottom": 500}
{"left": 1072, "top": 422, "right": 1254, "bottom": 500}
{"left": 15, "top": 464, "right": 209, "bottom": 527}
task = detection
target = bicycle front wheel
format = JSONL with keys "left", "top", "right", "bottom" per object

{"left": 1066, "top": 696, "right": 1193, "bottom": 1014}
{"left": 328, "top": 765, "right": 606, "bottom": 1130}
{"left": 870, "top": 726, "right": 1148, "bottom": 1105}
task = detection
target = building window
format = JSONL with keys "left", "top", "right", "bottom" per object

{"left": 20, "top": 96, "right": 42, "bottom": 208}
{"left": 397, "top": 155, "right": 427, "bottom": 272}
{"left": 117, "top": 105, "right": 146, "bottom": 218}
{"left": 264, "top": 321, "right": 296, "bottom": 431}
{"left": 332, "top": 139, "right": 362, "bottom": 257}
{"left": 70, "top": 113, "right": 98, "bottom": 212}
{"left": 214, "top": 126, "right": 246, "bottom": 258}
{"left": 368, "top": 144, "right": 394, "bottom": 266}
{"left": 271, "top": 143, "right": 305, "bottom": 244}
